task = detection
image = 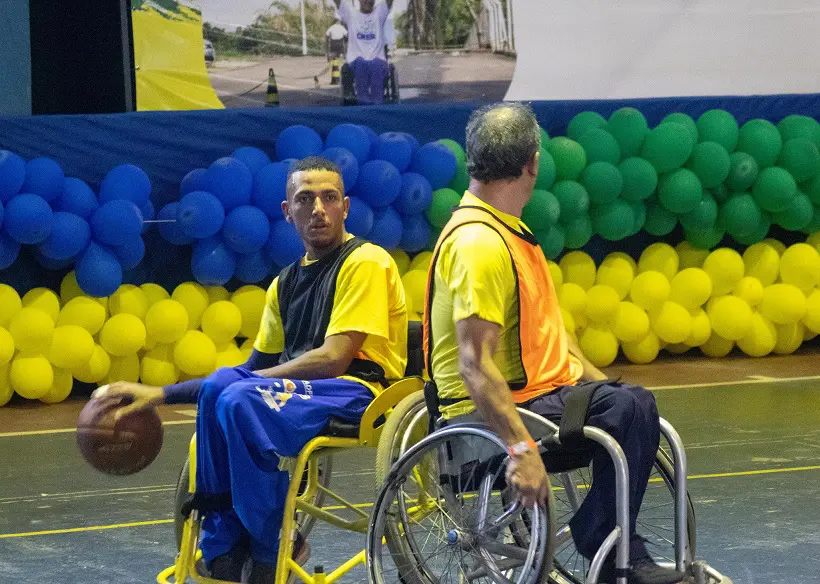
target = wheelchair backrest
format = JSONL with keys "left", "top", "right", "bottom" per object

{"left": 405, "top": 320, "right": 424, "bottom": 377}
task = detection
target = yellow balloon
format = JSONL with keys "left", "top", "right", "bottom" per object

{"left": 759, "top": 283, "right": 807, "bottom": 325}
{"left": 622, "top": 331, "right": 660, "bottom": 364}
{"left": 60, "top": 271, "right": 84, "bottom": 304}
{"left": 596, "top": 256, "right": 634, "bottom": 300}
{"left": 108, "top": 284, "right": 149, "bottom": 319}
{"left": 561, "top": 308, "right": 576, "bottom": 334}
{"left": 99, "top": 314, "right": 147, "bottom": 356}
{"left": 585, "top": 285, "right": 620, "bottom": 324}
{"left": 700, "top": 333, "right": 734, "bottom": 358}
{"left": 0, "top": 284, "right": 22, "bottom": 328}
{"left": 106, "top": 354, "right": 140, "bottom": 383}
{"left": 409, "top": 251, "right": 433, "bottom": 272}
{"left": 737, "top": 313, "right": 776, "bottom": 357}
{"left": 732, "top": 277, "right": 764, "bottom": 307}
{"left": 40, "top": 367, "right": 73, "bottom": 404}
{"left": 172, "top": 282, "right": 210, "bottom": 330}
{"left": 806, "top": 231, "right": 820, "bottom": 251}
{"left": 651, "top": 301, "right": 692, "bottom": 344}
{"left": 73, "top": 344, "right": 111, "bottom": 384}
{"left": 140, "top": 283, "right": 170, "bottom": 306}
{"left": 685, "top": 309, "right": 711, "bottom": 347}
{"left": 560, "top": 251, "right": 596, "bottom": 290}
{"left": 803, "top": 289, "right": 820, "bottom": 334}
{"left": 774, "top": 322, "right": 804, "bottom": 355}
{"left": 202, "top": 301, "right": 243, "bottom": 344}
{"left": 144, "top": 299, "right": 189, "bottom": 344}
{"left": 22, "top": 287, "right": 60, "bottom": 323}
{"left": 676, "top": 241, "right": 709, "bottom": 269}
{"left": 669, "top": 268, "right": 713, "bottom": 311}
{"left": 606, "top": 252, "right": 638, "bottom": 273}
{"left": 0, "top": 328, "right": 13, "bottom": 365}
{"left": 779, "top": 243, "right": 820, "bottom": 292}
{"left": 240, "top": 338, "right": 255, "bottom": 360}
{"left": 707, "top": 296, "right": 753, "bottom": 341}
{"left": 10, "top": 308, "right": 54, "bottom": 353}
{"left": 48, "top": 325, "right": 95, "bottom": 370}
{"left": 10, "top": 354, "right": 53, "bottom": 399}
{"left": 175, "top": 330, "right": 217, "bottom": 375}
{"left": 206, "top": 286, "right": 231, "bottom": 304}
{"left": 665, "top": 343, "right": 690, "bottom": 355}
{"left": 578, "top": 327, "right": 619, "bottom": 367}
{"left": 557, "top": 283, "right": 588, "bottom": 316}
{"left": 629, "top": 271, "right": 670, "bottom": 311}
{"left": 547, "top": 260, "right": 563, "bottom": 288}
{"left": 401, "top": 270, "right": 428, "bottom": 322}
{"left": 612, "top": 302, "right": 650, "bottom": 342}
{"left": 0, "top": 364, "right": 13, "bottom": 407}
{"left": 141, "top": 344, "right": 180, "bottom": 386}
{"left": 389, "top": 249, "right": 411, "bottom": 276}
{"left": 231, "top": 285, "right": 267, "bottom": 339}
{"left": 638, "top": 243, "right": 679, "bottom": 281}
{"left": 215, "top": 342, "right": 246, "bottom": 368}
{"left": 703, "top": 248, "right": 744, "bottom": 296}
{"left": 57, "top": 296, "right": 107, "bottom": 335}
{"left": 763, "top": 238, "right": 786, "bottom": 255}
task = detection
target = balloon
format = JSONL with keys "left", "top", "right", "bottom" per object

{"left": 222, "top": 205, "right": 270, "bottom": 254}
{"left": 607, "top": 107, "right": 649, "bottom": 158}
{"left": 252, "top": 162, "right": 289, "bottom": 218}
{"left": 707, "top": 296, "right": 752, "bottom": 340}
{"left": 325, "top": 124, "right": 372, "bottom": 165}
{"left": 346, "top": 196, "right": 374, "bottom": 237}
{"left": 591, "top": 199, "right": 634, "bottom": 241}
{"left": 276, "top": 125, "right": 323, "bottom": 160}
{"left": 680, "top": 192, "right": 718, "bottom": 231}
{"left": 596, "top": 255, "right": 634, "bottom": 299}
{"left": 685, "top": 309, "right": 711, "bottom": 347}
{"left": 696, "top": 109, "right": 739, "bottom": 152}
{"left": 773, "top": 192, "right": 813, "bottom": 231}
{"left": 394, "top": 172, "right": 433, "bottom": 216}
{"left": 702, "top": 248, "right": 744, "bottom": 295}
{"left": 804, "top": 173, "right": 820, "bottom": 205}
{"left": 112, "top": 236, "right": 146, "bottom": 270}
{"left": 585, "top": 285, "right": 620, "bottom": 324}
{"left": 778, "top": 115, "right": 820, "bottom": 146}
{"left": 581, "top": 162, "right": 623, "bottom": 205}
{"left": 710, "top": 183, "right": 731, "bottom": 203}
{"left": 0, "top": 151, "right": 25, "bottom": 202}
{"left": 731, "top": 213, "right": 770, "bottom": 246}
{"left": 578, "top": 327, "right": 619, "bottom": 367}
{"left": 733, "top": 276, "right": 764, "bottom": 307}
{"left": 22, "top": 157, "right": 64, "bottom": 201}
{"left": 4, "top": 194, "right": 53, "bottom": 244}
{"left": 48, "top": 325, "right": 94, "bottom": 369}
{"left": 737, "top": 119, "right": 782, "bottom": 167}
{"left": 10, "top": 355, "right": 53, "bottom": 399}
{"left": 577, "top": 129, "right": 621, "bottom": 165}
{"left": 559, "top": 251, "right": 596, "bottom": 290}
{"left": 231, "top": 285, "right": 266, "bottom": 339}
{"left": 156, "top": 202, "right": 193, "bottom": 245}
{"left": 58, "top": 296, "right": 106, "bottom": 334}
{"left": 266, "top": 220, "right": 305, "bottom": 267}
{"left": 426, "top": 188, "right": 461, "bottom": 229}
{"left": 669, "top": 268, "right": 712, "bottom": 311}
{"left": 687, "top": 142, "right": 731, "bottom": 188}
{"left": 410, "top": 142, "right": 457, "bottom": 190}
{"left": 534, "top": 224, "right": 565, "bottom": 260}
{"left": 141, "top": 200, "right": 155, "bottom": 234}
{"left": 752, "top": 166, "right": 797, "bottom": 213}
{"left": 201, "top": 300, "right": 243, "bottom": 344}
{"left": 557, "top": 282, "right": 588, "bottom": 316}
{"left": 99, "top": 164, "right": 151, "bottom": 206}
{"left": 641, "top": 123, "right": 695, "bottom": 173}
{"left": 523, "top": 189, "right": 560, "bottom": 231}
{"left": 736, "top": 312, "right": 777, "bottom": 357}
{"left": 662, "top": 113, "right": 698, "bottom": 142}
{"left": 174, "top": 330, "right": 217, "bottom": 375}
{"left": 777, "top": 138, "right": 820, "bottom": 182}
{"left": 547, "top": 137, "right": 587, "bottom": 180}
{"left": 638, "top": 243, "right": 679, "bottom": 280}
{"left": 355, "top": 160, "right": 402, "bottom": 207}
{"left": 553, "top": 180, "right": 590, "bottom": 221}
{"left": 779, "top": 243, "right": 820, "bottom": 292}
{"left": 719, "top": 193, "right": 762, "bottom": 239}
{"left": 10, "top": 307, "right": 54, "bottom": 353}
{"left": 108, "top": 284, "right": 149, "bottom": 319}
{"left": 36, "top": 211, "right": 90, "bottom": 260}
{"left": 321, "top": 147, "right": 359, "bottom": 192}
{"left": 630, "top": 271, "right": 670, "bottom": 311}
{"left": 676, "top": 240, "right": 709, "bottom": 269}
{"left": 91, "top": 199, "right": 143, "bottom": 246}
{"left": 76, "top": 243, "right": 123, "bottom": 297}
{"left": 144, "top": 299, "right": 188, "bottom": 346}
{"left": 652, "top": 301, "right": 692, "bottom": 344}
{"left": 567, "top": 111, "right": 607, "bottom": 141}
{"left": 612, "top": 301, "right": 650, "bottom": 342}
{"left": 99, "top": 313, "right": 146, "bottom": 356}
{"left": 231, "top": 146, "right": 271, "bottom": 175}
{"left": 563, "top": 215, "right": 593, "bottom": 249}
{"left": 372, "top": 132, "right": 414, "bottom": 172}
{"left": 140, "top": 344, "right": 180, "bottom": 386}
{"left": 177, "top": 191, "right": 225, "bottom": 239}
{"left": 657, "top": 169, "right": 702, "bottom": 214}
{"left": 535, "top": 147, "right": 557, "bottom": 190}
{"left": 54, "top": 177, "right": 98, "bottom": 219}
{"left": 450, "top": 160, "right": 470, "bottom": 194}
{"left": 235, "top": 250, "right": 273, "bottom": 283}
{"left": 700, "top": 332, "right": 734, "bottom": 358}
{"left": 773, "top": 321, "right": 804, "bottom": 355}
{"left": 619, "top": 157, "right": 657, "bottom": 202}
{"left": 803, "top": 289, "right": 820, "bottom": 333}
{"left": 622, "top": 331, "right": 661, "bottom": 363}
{"left": 192, "top": 237, "right": 237, "bottom": 286}
{"left": 438, "top": 139, "right": 466, "bottom": 165}
{"left": 180, "top": 168, "right": 208, "bottom": 196}
{"left": 389, "top": 248, "right": 411, "bottom": 275}
{"left": 370, "top": 206, "right": 403, "bottom": 250}
{"left": 206, "top": 157, "right": 253, "bottom": 210}
{"left": 400, "top": 215, "right": 432, "bottom": 253}
{"left": 726, "top": 152, "right": 759, "bottom": 192}
{"left": 643, "top": 200, "right": 678, "bottom": 236}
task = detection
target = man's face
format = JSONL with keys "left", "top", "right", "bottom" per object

{"left": 282, "top": 169, "right": 349, "bottom": 253}
{"left": 360, "top": 0, "right": 375, "bottom": 13}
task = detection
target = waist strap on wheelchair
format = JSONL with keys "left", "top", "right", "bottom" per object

{"left": 180, "top": 491, "right": 232, "bottom": 518}
{"left": 558, "top": 378, "right": 619, "bottom": 447}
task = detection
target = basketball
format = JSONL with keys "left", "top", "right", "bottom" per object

{"left": 76, "top": 397, "right": 164, "bottom": 475}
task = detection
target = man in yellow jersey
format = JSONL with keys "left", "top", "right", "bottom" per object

{"left": 423, "top": 104, "right": 684, "bottom": 584}
{"left": 94, "top": 157, "right": 408, "bottom": 583}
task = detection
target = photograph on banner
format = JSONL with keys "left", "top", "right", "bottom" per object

{"left": 198, "top": 0, "right": 518, "bottom": 108}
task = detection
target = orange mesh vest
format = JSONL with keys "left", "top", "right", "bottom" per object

{"left": 423, "top": 205, "right": 583, "bottom": 403}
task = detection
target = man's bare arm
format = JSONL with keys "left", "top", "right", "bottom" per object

{"left": 566, "top": 334, "right": 607, "bottom": 381}
{"left": 253, "top": 331, "right": 367, "bottom": 381}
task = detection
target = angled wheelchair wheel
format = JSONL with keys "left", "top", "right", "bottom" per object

{"left": 368, "top": 425, "right": 555, "bottom": 584}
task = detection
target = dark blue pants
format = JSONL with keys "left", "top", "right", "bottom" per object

{"left": 350, "top": 57, "right": 389, "bottom": 104}
{"left": 194, "top": 367, "right": 373, "bottom": 565}
{"left": 527, "top": 382, "right": 661, "bottom": 561}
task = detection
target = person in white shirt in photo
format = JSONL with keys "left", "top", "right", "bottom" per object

{"left": 325, "top": 18, "right": 348, "bottom": 61}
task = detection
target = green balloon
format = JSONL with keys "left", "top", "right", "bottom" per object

{"left": 752, "top": 166, "right": 797, "bottom": 213}
{"left": 449, "top": 160, "right": 470, "bottom": 195}
{"left": 737, "top": 119, "right": 782, "bottom": 168}
{"left": 732, "top": 213, "right": 770, "bottom": 246}
{"left": 641, "top": 123, "right": 696, "bottom": 173}
{"left": 680, "top": 192, "right": 718, "bottom": 230}
{"left": 539, "top": 127, "right": 550, "bottom": 145}
{"left": 801, "top": 205, "right": 820, "bottom": 234}
{"left": 619, "top": 157, "right": 658, "bottom": 201}
{"left": 778, "top": 138, "right": 820, "bottom": 183}
{"left": 778, "top": 114, "right": 820, "bottom": 148}
{"left": 773, "top": 191, "right": 814, "bottom": 231}
{"left": 553, "top": 180, "right": 590, "bottom": 221}
{"left": 427, "top": 227, "right": 442, "bottom": 251}
{"left": 711, "top": 183, "right": 730, "bottom": 203}
{"left": 696, "top": 109, "right": 739, "bottom": 152}
{"left": 607, "top": 107, "right": 649, "bottom": 158}
{"left": 629, "top": 200, "right": 646, "bottom": 236}
{"left": 563, "top": 215, "right": 593, "bottom": 249}
{"left": 687, "top": 141, "right": 731, "bottom": 188}
{"left": 726, "top": 151, "right": 759, "bottom": 192}
{"left": 591, "top": 199, "right": 635, "bottom": 241}
{"left": 535, "top": 147, "right": 557, "bottom": 190}
{"left": 718, "top": 193, "right": 762, "bottom": 239}
{"left": 547, "top": 137, "right": 587, "bottom": 180}
{"left": 644, "top": 200, "right": 678, "bottom": 236}
{"left": 577, "top": 128, "right": 621, "bottom": 165}
{"left": 686, "top": 225, "right": 726, "bottom": 249}
{"left": 662, "top": 113, "right": 699, "bottom": 143}
{"left": 523, "top": 189, "right": 560, "bottom": 231}
{"left": 657, "top": 168, "right": 703, "bottom": 214}
{"left": 567, "top": 111, "right": 607, "bottom": 141}
{"left": 437, "top": 139, "right": 466, "bottom": 165}
{"left": 804, "top": 172, "right": 820, "bottom": 205}
{"left": 535, "top": 224, "right": 565, "bottom": 260}
{"left": 581, "top": 161, "right": 623, "bottom": 205}
{"left": 426, "top": 188, "right": 462, "bottom": 229}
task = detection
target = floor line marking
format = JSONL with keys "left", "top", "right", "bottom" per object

{"left": 0, "top": 519, "right": 174, "bottom": 539}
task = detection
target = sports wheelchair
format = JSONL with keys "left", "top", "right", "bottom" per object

{"left": 341, "top": 47, "right": 399, "bottom": 106}
{"left": 366, "top": 386, "right": 734, "bottom": 584}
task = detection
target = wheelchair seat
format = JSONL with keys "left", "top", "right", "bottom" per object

{"left": 321, "top": 417, "right": 360, "bottom": 438}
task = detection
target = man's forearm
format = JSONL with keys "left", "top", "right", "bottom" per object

{"left": 566, "top": 336, "right": 607, "bottom": 381}
{"left": 254, "top": 347, "right": 345, "bottom": 381}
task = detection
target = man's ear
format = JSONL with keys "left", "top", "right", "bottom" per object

{"left": 526, "top": 150, "right": 540, "bottom": 178}
{"left": 281, "top": 200, "right": 293, "bottom": 223}
{"left": 343, "top": 196, "right": 350, "bottom": 220}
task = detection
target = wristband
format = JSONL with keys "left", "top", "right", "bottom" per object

{"left": 507, "top": 438, "right": 537, "bottom": 457}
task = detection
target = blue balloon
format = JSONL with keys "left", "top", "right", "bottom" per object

{"left": 276, "top": 125, "right": 323, "bottom": 161}
{"left": 252, "top": 162, "right": 289, "bottom": 218}
{"left": 369, "top": 206, "right": 403, "bottom": 249}
{"left": 76, "top": 243, "right": 123, "bottom": 297}
{"left": 373, "top": 133, "right": 414, "bottom": 173}
{"left": 177, "top": 191, "right": 225, "bottom": 239}
{"left": 410, "top": 142, "right": 457, "bottom": 190}
{"left": 325, "top": 124, "right": 372, "bottom": 165}
{"left": 34, "top": 249, "right": 75, "bottom": 270}
{"left": 141, "top": 200, "right": 155, "bottom": 233}
{"left": 91, "top": 199, "right": 144, "bottom": 246}
{"left": 281, "top": 158, "right": 299, "bottom": 170}
{"left": 0, "top": 231, "right": 20, "bottom": 269}
{"left": 399, "top": 132, "right": 420, "bottom": 154}
{"left": 355, "top": 160, "right": 401, "bottom": 207}
{"left": 222, "top": 205, "right": 271, "bottom": 254}
{"left": 360, "top": 125, "right": 379, "bottom": 146}
{"left": 157, "top": 202, "right": 195, "bottom": 245}
{"left": 266, "top": 220, "right": 305, "bottom": 267}
{"left": 206, "top": 157, "right": 253, "bottom": 210}
{"left": 346, "top": 196, "right": 374, "bottom": 237}
{"left": 235, "top": 250, "right": 274, "bottom": 283}
{"left": 21, "top": 157, "right": 64, "bottom": 202}
{"left": 232, "top": 146, "right": 271, "bottom": 175}
{"left": 400, "top": 215, "right": 433, "bottom": 253}
{"left": 192, "top": 237, "right": 236, "bottom": 286}
{"left": 54, "top": 178, "right": 98, "bottom": 219}
{"left": 112, "top": 237, "right": 146, "bottom": 270}
{"left": 4, "top": 194, "right": 53, "bottom": 244}
{"left": 0, "top": 151, "right": 25, "bottom": 202}
{"left": 99, "top": 164, "right": 151, "bottom": 206}
{"left": 181, "top": 168, "right": 208, "bottom": 196}
{"left": 321, "top": 147, "right": 360, "bottom": 192}
{"left": 394, "top": 172, "right": 433, "bottom": 216}
{"left": 37, "top": 212, "right": 91, "bottom": 260}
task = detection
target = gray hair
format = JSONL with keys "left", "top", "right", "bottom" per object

{"left": 465, "top": 102, "right": 541, "bottom": 183}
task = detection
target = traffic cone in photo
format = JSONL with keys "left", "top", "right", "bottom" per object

{"left": 330, "top": 58, "right": 340, "bottom": 85}
{"left": 266, "top": 68, "right": 280, "bottom": 107}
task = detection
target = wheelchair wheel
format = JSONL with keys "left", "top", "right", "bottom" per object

{"left": 548, "top": 446, "right": 696, "bottom": 584}
{"left": 368, "top": 425, "right": 555, "bottom": 584}
{"left": 173, "top": 453, "right": 333, "bottom": 550}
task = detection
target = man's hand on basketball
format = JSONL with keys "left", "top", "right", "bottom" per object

{"left": 92, "top": 382, "right": 164, "bottom": 421}
{"left": 506, "top": 450, "right": 549, "bottom": 509}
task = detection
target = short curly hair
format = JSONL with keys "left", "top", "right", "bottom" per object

{"left": 466, "top": 102, "right": 540, "bottom": 183}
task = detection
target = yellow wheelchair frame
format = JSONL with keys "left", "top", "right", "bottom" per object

{"left": 157, "top": 377, "right": 424, "bottom": 584}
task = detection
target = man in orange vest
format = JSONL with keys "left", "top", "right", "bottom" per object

{"left": 423, "top": 103, "right": 685, "bottom": 584}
